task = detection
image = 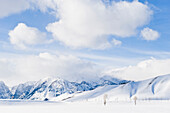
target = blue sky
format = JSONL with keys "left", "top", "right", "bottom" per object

{"left": 0, "top": 0, "right": 170, "bottom": 85}
{"left": 0, "top": 0, "right": 170, "bottom": 58}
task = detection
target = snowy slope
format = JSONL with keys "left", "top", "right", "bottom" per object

{"left": 65, "top": 74, "right": 170, "bottom": 102}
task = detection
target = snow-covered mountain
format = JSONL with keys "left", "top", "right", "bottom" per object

{"left": 1, "top": 74, "right": 170, "bottom": 101}
{"left": 11, "top": 76, "right": 129, "bottom": 100}
{"left": 11, "top": 81, "right": 36, "bottom": 99}
{"left": 0, "top": 81, "right": 12, "bottom": 99}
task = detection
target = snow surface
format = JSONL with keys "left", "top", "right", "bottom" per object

{"left": 0, "top": 100, "right": 169, "bottom": 113}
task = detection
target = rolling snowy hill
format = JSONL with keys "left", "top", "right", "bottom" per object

{"left": 65, "top": 74, "right": 170, "bottom": 102}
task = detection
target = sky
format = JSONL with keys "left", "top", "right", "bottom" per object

{"left": 0, "top": 0, "right": 170, "bottom": 86}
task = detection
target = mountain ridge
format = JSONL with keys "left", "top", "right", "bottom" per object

{"left": 1, "top": 74, "right": 170, "bottom": 101}
{"left": 6, "top": 76, "right": 129, "bottom": 100}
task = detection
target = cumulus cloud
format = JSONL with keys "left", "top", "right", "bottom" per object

{"left": 2, "top": 0, "right": 153, "bottom": 49}
{"left": 112, "top": 39, "right": 122, "bottom": 46}
{"left": 104, "top": 58, "right": 170, "bottom": 81}
{"left": 0, "top": 0, "right": 30, "bottom": 18}
{"left": 140, "top": 27, "right": 160, "bottom": 41}
{"left": 0, "top": 53, "right": 99, "bottom": 86}
{"left": 9, "top": 23, "right": 48, "bottom": 49}
{"left": 46, "top": 0, "right": 153, "bottom": 49}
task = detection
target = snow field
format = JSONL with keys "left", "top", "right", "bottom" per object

{"left": 0, "top": 100, "right": 169, "bottom": 113}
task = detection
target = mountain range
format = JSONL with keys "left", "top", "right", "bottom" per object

{"left": 1, "top": 74, "right": 170, "bottom": 101}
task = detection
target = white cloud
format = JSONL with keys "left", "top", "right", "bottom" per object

{"left": 2, "top": 51, "right": 170, "bottom": 86}
{"left": 29, "top": 0, "right": 57, "bottom": 13}
{"left": 0, "top": 0, "right": 30, "bottom": 18}
{"left": 112, "top": 39, "right": 122, "bottom": 46}
{"left": 0, "top": 53, "right": 99, "bottom": 86}
{"left": 1, "top": 0, "right": 153, "bottom": 49}
{"left": 0, "top": 0, "right": 59, "bottom": 18}
{"left": 141, "top": 27, "right": 160, "bottom": 41}
{"left": 46, "top": 0, "right": 153, "bottom": 49}
{"left": 9, "top": 23, "right": 48, "bottom": 49}
{"left": 104, "top": 58, "right": 170, "bottom": 81}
